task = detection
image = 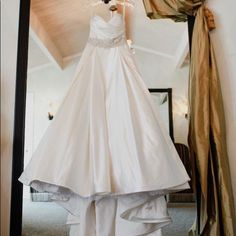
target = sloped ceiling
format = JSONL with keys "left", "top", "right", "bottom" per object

{"left": 28, "top": 0, "right": 188, "bottom": 71}
{"left": 28, "top": 36, "right": 51, "bottom": 69}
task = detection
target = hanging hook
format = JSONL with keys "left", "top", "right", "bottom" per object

{"left": 102, "top": 0, "right": 112, "bottom": 4}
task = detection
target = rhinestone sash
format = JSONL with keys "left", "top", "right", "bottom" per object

{"left": 88, "top": 35, "right": 126, "bottom": 48}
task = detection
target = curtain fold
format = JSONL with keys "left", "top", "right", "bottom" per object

{"left": 143, "top": 0, "right": 201, "bottom": 21}
{"left": 189, "top": 7, "right": 236, "bottom": 235}
{"left": 143, "top": 1, "right": 236, "bottom": 235}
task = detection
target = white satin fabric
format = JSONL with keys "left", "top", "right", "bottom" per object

{"left": 19, "top": 12, "right": 190, "bottom": 236}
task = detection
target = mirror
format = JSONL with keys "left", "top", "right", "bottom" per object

{"left": 149, "top": 89, "right": 173, "bottom": 141}
{"left": 11, "top": 0, "right": 196, "bottom": 235}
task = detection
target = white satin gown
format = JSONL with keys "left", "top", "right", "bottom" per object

{"left": 19, "top": 12, "right": 191, "bottom": 236}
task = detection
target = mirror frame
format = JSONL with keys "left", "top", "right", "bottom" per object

{"left": 10, "top": 1, "right": 31, "bottom": 235}
{"left": 9, "top": 0, "right": 196, "bottom": 235}
{"left": 148, "top": 88, "right": 174, "bottom": 142}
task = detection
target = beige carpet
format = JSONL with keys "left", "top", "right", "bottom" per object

{"left": 22, "top": 199, "right": 196, "bottom": 236}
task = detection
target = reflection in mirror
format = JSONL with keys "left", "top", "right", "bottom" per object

{"left": 151, "top": 92, "right": 170, "bottom": 132}
{"left": 149, "top": 89, "right": 173, "bottom": 140}
{"left": 21, "top": 0, "right": 196, "bottom": 235}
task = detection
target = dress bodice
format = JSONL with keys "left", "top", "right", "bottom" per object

{"left": 88, "top": 13, "right": 126, "bottom": 48}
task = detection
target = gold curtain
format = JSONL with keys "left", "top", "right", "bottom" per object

{"left": 189, "top": 6, "right": 236, "bottom": 235}
{"left": 143, "top": 0, "right": 201, "bottom": 21}
{"left": 143, "top": 1, "right": 236, "bottom": 235}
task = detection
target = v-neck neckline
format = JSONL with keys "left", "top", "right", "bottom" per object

{"left": 93, "top": 12, "right": 122, "bottom": 24}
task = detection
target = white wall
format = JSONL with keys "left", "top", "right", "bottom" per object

{"left": 1, "top": 1, "right": 20, "bottom": 235}
{"left": 207, "top": 0, "right": 236, "bottom": 209}
{"left": 27, "top": 62, "right": 78, "bottom": 150}
{"left": 134, "top": 50, "right": 189, "bottom": 145}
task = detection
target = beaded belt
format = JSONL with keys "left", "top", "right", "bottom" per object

{"left": 87, "top": 35, "right": 126, "bottom": 48}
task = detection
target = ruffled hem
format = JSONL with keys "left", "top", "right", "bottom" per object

{"left": 19, "top": 172, "right": 190, "bottom": 201}
{"left": 64, "top": 192, "right": 172, "bottom": 236}
{"left": 19, "top": 173, "right": 189, "bottom": 235}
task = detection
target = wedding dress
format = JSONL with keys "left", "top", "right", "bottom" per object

{"left": 19, "top": 8, "right": 191, "bottom": 236}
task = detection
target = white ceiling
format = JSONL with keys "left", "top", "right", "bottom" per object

{"left": 28, "top": 0, "right": 188, "bottom": 71}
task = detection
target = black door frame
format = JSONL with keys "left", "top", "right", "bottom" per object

{"left": 10, "top": 1, "right": 31, "bottom": 235}
{"left": 148, "top": 88, "right": 174, "bottom": 142}
{"left": 9, "top": 2, "right": 196, "bottom": 235}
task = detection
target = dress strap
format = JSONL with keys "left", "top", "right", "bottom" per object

{"left": 122, "top": 0, "right": 126, "bottom": 20}
{"left": 116, "top": 0, "right": 126, "bottom": 19}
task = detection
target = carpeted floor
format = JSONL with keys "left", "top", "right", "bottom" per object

{"left": 22, "top": 199, "right": 196, "bottom": 236}
{"left": 22, "top": 199, "right": 69, "bottom": 236}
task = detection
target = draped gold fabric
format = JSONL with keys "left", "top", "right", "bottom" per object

{"left": 143, "top": 1, "right": 236, "bottom": 235}
{"left": 189, "top": 6, "right": 236, "bottom": 235}
{"left": 143, "top": 0, "right": 201, "bottom": 21}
